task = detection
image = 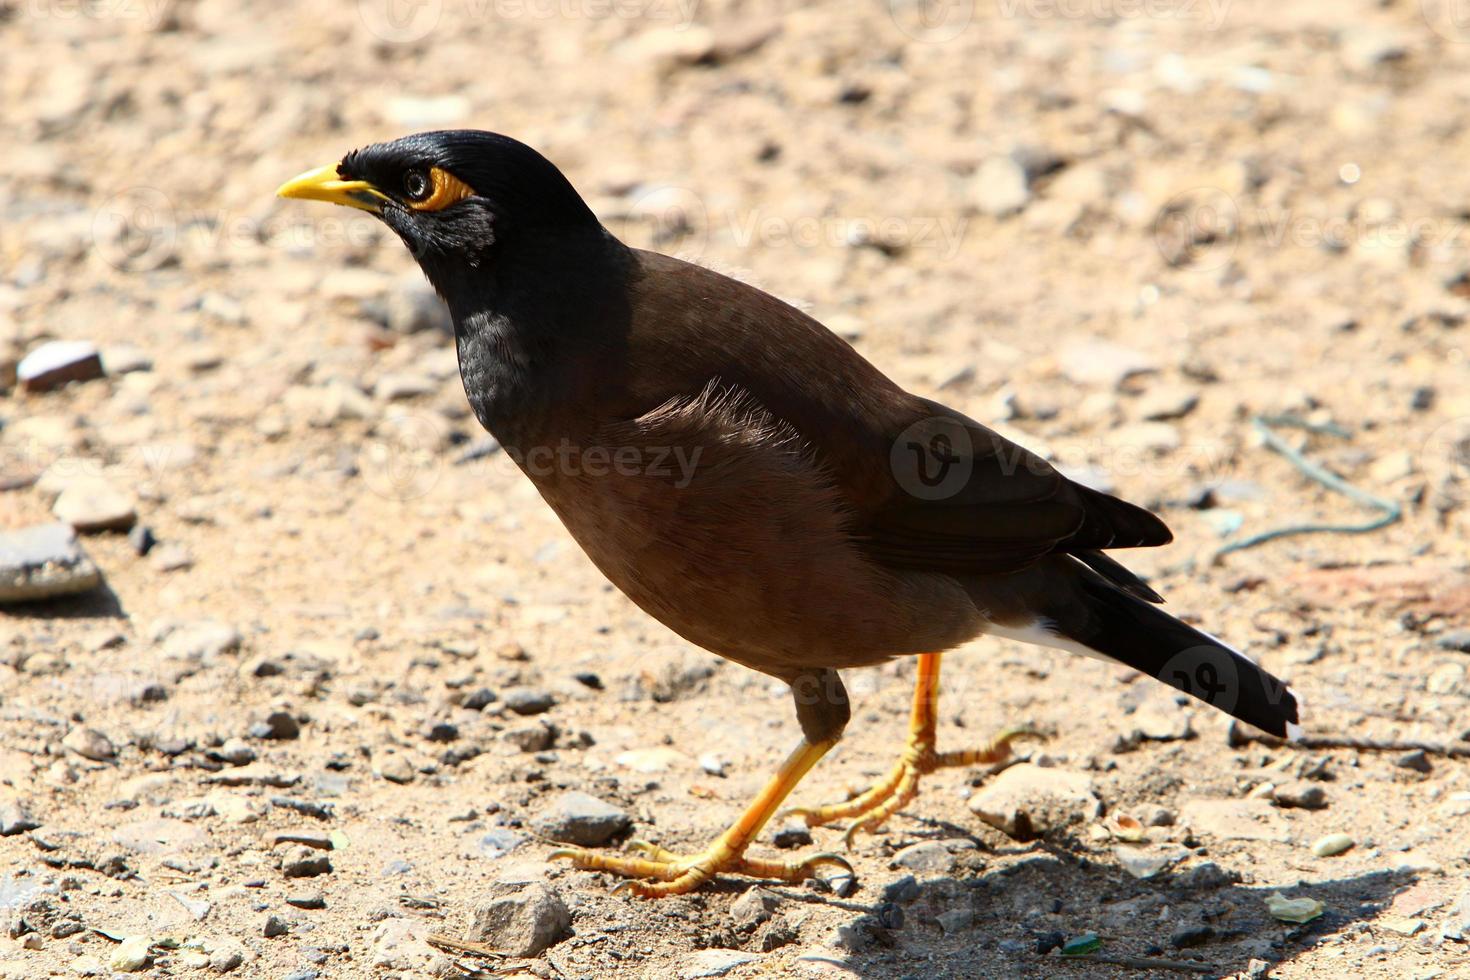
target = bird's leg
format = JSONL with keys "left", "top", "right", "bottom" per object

{"left": 785, "top": 653, "right": 1039, "bottom": 846}
{"left": 551, "top": 669, "right": 855, "bottom": 897}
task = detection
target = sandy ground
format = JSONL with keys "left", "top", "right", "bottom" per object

{"left": 3, "top": 0, "right": 1470, "bottom": 977}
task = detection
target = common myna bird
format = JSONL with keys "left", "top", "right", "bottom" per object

{"left": 279, "top": 131, "right": 1301, "bottom": 897}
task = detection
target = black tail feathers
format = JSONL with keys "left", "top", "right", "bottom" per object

{"left": 1054, "top": 566, "right": 1301, "bottom": 739}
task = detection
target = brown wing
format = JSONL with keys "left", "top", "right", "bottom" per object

{"left": 859, "top": 398, "right": 1172, "bottom": 576}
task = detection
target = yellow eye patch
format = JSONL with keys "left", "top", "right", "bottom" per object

{"left": 409, "top": 167, "right": 477, "bottom": 212}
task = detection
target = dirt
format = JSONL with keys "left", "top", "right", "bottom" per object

{"left": 2, "top": 1, "right": 1470, "bottom": 977}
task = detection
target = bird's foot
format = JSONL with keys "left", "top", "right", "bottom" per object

{"left": 550, "top": 838, "right": 852, "bottom": 898}
{"left": 783, "top": 725, "right": 1041, "bottom": 847}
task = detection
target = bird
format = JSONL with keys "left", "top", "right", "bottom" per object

{"left": 278, "top": 130, "right": 1301, "bottom": 898}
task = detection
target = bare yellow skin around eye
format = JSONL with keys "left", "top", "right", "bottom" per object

{"left": 409, "top": 167, "right": 477, "bottom": 212}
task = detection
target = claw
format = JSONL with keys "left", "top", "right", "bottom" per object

{"left": 547, "top": 848, "right": 583, "bottom": 864}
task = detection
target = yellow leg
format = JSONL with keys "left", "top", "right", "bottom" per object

{"left": 550, "top": 737, "right": 852, "bottom": 897}
{"left": 785, "top": 653, "right": 1040, "bottom": 846}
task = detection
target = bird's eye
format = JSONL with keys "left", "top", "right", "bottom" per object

{"left": 402, "top": 170, "right": 430, "bottom": 200}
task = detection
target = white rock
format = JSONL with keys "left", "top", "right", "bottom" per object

{"left": 52, "top": 477, "right": 137, "bottom": 533}
{"left": 968, "top": 764, "right": 1100, "bottom": 839}
{"left": 974, "top": 156, "right": 1031, "bottom": 217}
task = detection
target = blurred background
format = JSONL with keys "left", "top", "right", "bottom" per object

{"left": 2, "top": 1, "right": 1469, "bottom": 977}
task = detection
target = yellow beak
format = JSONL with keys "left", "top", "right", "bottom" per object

{"left": 276, "top": 164, "right": 388, "bottom": 213}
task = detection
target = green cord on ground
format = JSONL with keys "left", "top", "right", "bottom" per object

{"left": 1213, "top": 415, "right": 1402, "bottom": 559}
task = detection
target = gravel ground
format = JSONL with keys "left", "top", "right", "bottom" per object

{"left": 3, "top": 1, "right": 1470, "bottom": 977}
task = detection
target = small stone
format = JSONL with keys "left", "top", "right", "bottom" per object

{"left": 698, "top": 752, "right": 726, "bottom": 776}
{"left": 967, "top": 764, "right": 1100, "bottom": 839}
{"left": 208, "top": 942, "right": 245, "bottom": 972}
{"left": 161, "top": 621, "right": 242, "bottom": 660}
{"left": 52, "top": 478, "right": 137, "bottom": 532}
{"left": 1311, "top": 833, "right": 1355, "bottom": 857}
{"left": 889, "top": 840, "right": 955, "bottom": 874}
{"left": 150, "top": 543, "right": 193, "bottom": 572}
{"left": 377, "top": 754, "right": 416, "bottom": 784}
{"left": 974, "top": 155, "right": 1031, "bottom": 217}
{"left": 62, "top": 726, "right": 116, "bottom": 762}
{"left": 286, "top": 893, "right": 325, "bottom": 910}
{"left": 531, "top": 791, "right": 631, "bottom": 846}
{"left": 881, "top": 875, "right": 920, "bottom": 904}
{"left": 1139, "top": 804, "right": 1175, "bottom": 827}
{"left": 127, "top": 524, "right": 156, "bottom": 556}
{"left": 1058, "top": 339, "right": 1157, "bottom": 389}
{"left": 502, "top": 723, "right": 556, "bottom": 752}
{"left": 731, "top": 887, "right": 781, "bottom": 930}
{"left": 280, "top": 845, "right": 333, "bottom": 877}
{"left": 382, "top": 280, "right": 452, "bottom": 334}
{"left": 502, "top": 687, "right": 556, "bottom": 715}
{"left": 215, "top": 739, "right": 257, "bottom": 766}
{"left": 1395, "top": 750, "right": 1432, "bottom": 774}
{"left": 251, "top": 711, "right": 301, "bottom": 741}
{"left": 0, "top": 523, "right": 101, "bottom": 603}
{"left": 679, "top": 949, "right": 758, "bottom": 978}
{"left": 374, "top": 372, "right": 435, "bottom": 401}
{"left": 462, "top": 688, "right": 497, "bottom": 710}
{"left": 1115, "top": 843, "right": 1189, "bottom": 879}
{"left": 263, "top": 914, "right": 290, "bottom": 937}
{"left": 423, "top": 721, "right": 458, "bottom": 743}
{"left": 771, "top": 823, "right": 813, "bottom": 849}
{"left": 1436, "top": 630, "right": 1470, "bottom": 653}
{"left": 1272, "top": 781, "right": 1328, "bottom": 810}
{"left": 615, "top": 747, "right": 689, "bottom": 773}
{"left": 108, "top": 935, "right": 151, "bottom": 972}
{"left": 100, "top": 345, "right": 152, "bottom": 375}
{"left": 466, "top": 880, "right": 571, "bottom": 957}
{"left": 18, "top": 340, "right": 103, "bottom": 392}
{"left": 1135, "top": 384, "right": 1200, "bottom": 421}
{"left": 1179, "top": 860, "right": 1239, "bottom": 889}
{"left": 0, "top": 798, "right": 39, "bottom": 836}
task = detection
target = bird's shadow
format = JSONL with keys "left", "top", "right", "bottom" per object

{"left": 4, "top": 578, "right": 126, "bottom": 620}
{"left": 794, "top": 849, "right": 1425, "bottom": 979}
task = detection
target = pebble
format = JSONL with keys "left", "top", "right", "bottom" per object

{"left": 1311, "top": 833, "right": 1355, "bottom": 857}
{"left": 1272, "top": 781, "right": 1328, "bottom": 810}
{"left": 974, "top": 155, "right": 1031, "bottom": 217}
{"left": 374, "top": 372, "right": 435, "bottom": 401}
{"left": 936, "top": 907, "right": 974, "bottom": 934}
{"left": 251, "top": 711, "right": 301, "bottom": 741}
{"left": 1170, "top": 924, "right": 1216, "bottom": 948}
{"left": 889, "top": 840, "right": 956, "bottom": 874}
{"left": 1395, "top": 750, "right": 1432, "bottom": 774}
{"left": 731, "top": 887, "right": 781, "bottom": 930}
{"left": 151, "top": 543, "right": 194, "bottom": 572}
{"left": 615, "top": 747, "right": 689, "bottom": 773}
{"left": 215, "top": 739, "right": 257, "bottom": 766}
{"left": 377, "top": 754, "right": 416, "bottom": 784}
{"left": 280, "top": 846, "right": 333, "bottom": 877}
{"left": 62, "top": 726, "right": 116, "bottom": 762}
{"left": 466, "top": 880, "right": 571, "bottom": 957}
{"left": 1435, "top": 630, "right": 1470, "bottom": 653}
{"left": 462, "top": 687, "right": 497, "bottom": 710}
{"left": 502, "top": 723, "right": 556, "bottom": 752}
{"left": 0, "top": 798, "right": 39, "bottom": 836}
{"left": 0, "top": 523, "right": 102, "bottom": 603}
{"left": 1058, "top": 339, "right": 1157, "bottom": 389}
{"left": 881, "top": 875, "right": 920, "bottom": 904}
{"left": 1135, "top": 383, "right": 1200, "bottom": 421}
{"left": 502, "top": 687, "right": 556, "bottom": 715}
{"left": 967, "top": 764, "right": 1100, "bottom": 839}
{"left": 286, "top": 893, "right": 326, "bottom": 910}
{"left": 679, "top": 949, "right": 758, "bottom": 978}
{"left": 108, "top": 935, "right": 151, "bottom": 972}
{"left": 18, "top": 340, "right": 103, "bottom": 392}
{"left": 1115, "top": 843, "right": 1189, "bottom": 879}
{"left": 52, "top": 478, "right": 137, "bottom": 533}
{"left": 383, "top": 278, "right": 453, "bottom": 334}
{"left": 208, "top": 941, "right": 245, "bottom": 972}
{"left": 100, "top": 344, "right": 152, "bottom": 375}
{"left": 161, "top": 621, "right": 242, "bottom": 661}
{"left": 697, "top": 752, "right": 726, "bottom": 776}
{"left": 771, "top": 823, "right": 813, "bottom": 849}
{"left": 263, "top": 914, "right": 290, "bottom": 937}
{"left": 127, "top": 524, "right": 156, "bottom": 556}
{"left": 531, "top": 791, "right": 631, "bottom": 846}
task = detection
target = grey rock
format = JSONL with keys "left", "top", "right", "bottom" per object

{"left": 477, "top": 827, "right": 526, "bottom": 859}
{"left": 161, "top": 621, "right": 242, "bottom": 661}
{"left": 462, "top": 687, "right": 497, "bottom": 710}
{"left": 1115, "top": 843, "right": 1189, "bottom": 879}
{"left": 127, "top": 524, "right": 156, "bottom": 556}
{"left": 215, "top": 739, "right": 256, "bottom": 766}
{"left": 52, "top": 478, "right": 137, "bottom": 533}
{"left": 531, "top": 791, "right": 631, "bottom": 846}
{"left": 937, "top": 907, "right": 973, "bottom": 934}
{"left": 1395, "top": 749, "right": 1432, "bottom": 773}
{"left": 502, "top": 687, "right": 556, "bottom": 715}
{"left": 251, "top": 711, "right": 300, "bottom": 741}
{"left": 18, "top": 340, "right": 103, "bottom": 392}
{"left": 377, "top": 754, "right": 415, "bottom": 784}
{"left": 62, "top": 726, "right": 115, "bottom": 762}
{"left": 771, "top": 823, "right": 812, "bottom": 849}
{"left": 1436, "top": 630, "right": 1470, "bottom": 653}
{"left": 1170, "top": 924, "right": 1215, "bottom": 948}
{"left": 208, "top": 944, "right": 244, "bottom": 972}
{"left": 263, "top": 914, "right": 290, "bottom": 937}
{"left": 1179, "top": 860, "right": 1240, "bottom": 889}
{"left": 880, "top": 875, "right": 920, "bottom": 904}
{"left": 385, "top": 279, "right": 452, "bottom": 334}
{"left": 280, "top": 846, "right": 332, "bottom": 878}
{"left": 731, "top": 887, "right": 781, "bottom": 930}
{"left": 0, "top": 799, "right": 39, "bottom": 836}
{"left": 1272, "top": 780, "right": 1328, "bottom": 810}
{"left": 889, "top": 840, "right": 955, "bottom": 874}
{"left": 967, "top": 764, "right": 1100, "bottom": 839}
{"left": 0, "top": 523, "right": 101, "bottom": 603}
{"left": 502, "top": 723, "right": 556, "bottom": 752}
{"left": 286, "top": 893, "right": 325, "bottom": 910}
{"left": 466, "top": 880, "right": 571, "bottom": 957}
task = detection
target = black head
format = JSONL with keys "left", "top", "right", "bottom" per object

{"left": 278, "top": 130, "right": 606, "bottom": 312}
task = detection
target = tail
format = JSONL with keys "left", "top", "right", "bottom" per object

{"left": 1044, "top": 562, "right": 1301, "bottom": 739}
